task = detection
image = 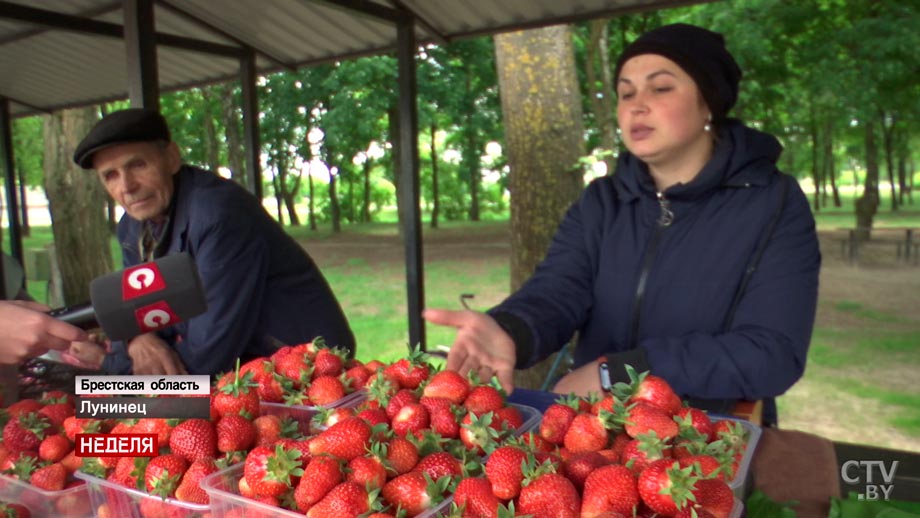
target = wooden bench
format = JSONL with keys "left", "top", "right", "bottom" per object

{"left": 836, "top": 227, "right": 918, "bottom": 266}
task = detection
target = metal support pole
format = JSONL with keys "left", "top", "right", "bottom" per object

{"left": 240, "top": 49, "right": 262, "bottom": 200}
{"left": 0, "top": 97, "right": 23, "bottom": 269}
{"left": 396, "top": 16, "right": 425, "bottom": 351}
{"left": 123, "top": 0, "right": 159, "bottom": 109}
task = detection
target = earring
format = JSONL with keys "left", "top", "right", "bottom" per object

{"left": 704, "top": 114, "right": 712, "bottom": 132}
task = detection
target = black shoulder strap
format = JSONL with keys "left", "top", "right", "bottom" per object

{"left": 722, "top": 175, "right": 790, "bottom": 332}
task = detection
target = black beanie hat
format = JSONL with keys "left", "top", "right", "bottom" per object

{"left": 73, "top": 108, "right": 171, "bottom": 169}
{"left": 614, "top": 23, "right": 742, "bottom": 121}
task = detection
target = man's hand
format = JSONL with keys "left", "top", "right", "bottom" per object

{"left": 0, "top": 301, "right": 88, "bottom": 365}
{"left": 551, "top": 357, "right": 604, "bottom": 398}
{"left": 422, "top": 308, "right": 516, "bottom": 394}
{"left": 126, "top": 333, "right": 187, "bottom": 375}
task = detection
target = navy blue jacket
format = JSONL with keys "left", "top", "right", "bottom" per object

{"left": 491, "top": 121, "right": 820, "bottom": 418}
{"left": 102, "top": 166, "right": 355, "bottom": 375}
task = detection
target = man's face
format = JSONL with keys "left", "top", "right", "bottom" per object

{"left": 93, "top": 141, "right": 180, "bottom": 223}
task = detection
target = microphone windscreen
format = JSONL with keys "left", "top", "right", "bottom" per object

{"left": 90, "top": 253, "right": 207, "bottom": 341}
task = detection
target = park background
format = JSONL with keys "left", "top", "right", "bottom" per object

{"left": 2, "top": 1, "right": 918, "bottom": 454}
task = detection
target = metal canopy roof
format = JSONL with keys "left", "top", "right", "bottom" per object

{"left": 1, "top": 0, "right": 700, "bottom": 116}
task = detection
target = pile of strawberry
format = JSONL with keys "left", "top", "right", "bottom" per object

{"left": 230, "top": 352, "right": 531, "bottom": 518}
{"left": 0, "top": 390, "right": 91, "bottom": 516}
{"left": 0, "top": 500, "right": 31, "bottom": 518}
{"left": 449, "top": 367, "right": 750, "bottom": 518}
{"left": 246, "top": 340, "right": 365, "bottom": 407}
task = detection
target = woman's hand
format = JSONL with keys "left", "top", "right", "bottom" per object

{"left": 423, "top": 308, "right": 516, "bottom": 394}
{"left": 0, "top": 301, "right": 87, "bottom": 364}
{"left": 552, "top": 358, "right": 604, "bottom": 398}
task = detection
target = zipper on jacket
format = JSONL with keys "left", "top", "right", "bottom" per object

{"left": 627, "top": 192, "right": 673, "bottom": 349}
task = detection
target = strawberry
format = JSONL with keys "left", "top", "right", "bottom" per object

{"left": 562, "top": 451, "right": 612, "bottom": 491}
{"left": 62, "top": 416, "right": 103, "bottom": 442}
{"left": 412, "top": 452, "right": 462, "bottom": 481}
{"left": 517, "top": 462, "right": 581, "bottom": 518}
{"left": 392, "top": 403, "right": 430, "bottom": 437}
{"left": 539, "top": 399, "right": 579, "bottom": 445}
{"left": 678, "top": 454, "right": 723, "bottom": 479}
{"left": 691, "top": 477, "right": 735, "bottom": 518}
{"left": 0, "top": 502, "right": 31, "bottom": 518}
{"left": 60, "top": 450, "right": 82, "bottom": 474}
{"left": 357, "top": 407, "right": 390, "bottom": 428}
{"left": 386, "top": 436, "right": 420, "bottom": 475}
{"left": 243, "top": 444, "right": 304, "bottom": 497}
{"left": 463, "top": 385, "right": 504, "bottom": 415}
{"left": 621, "top": 433, "right": 671, "bottom": 474}
{"left": 309, "top": 375, "right": 347, "bottom": 406}
{"left": 144, "top": 454, "right": 189, "bottom": 497}
{"left": 252, "top": 414, "right": 284, "bottom": 448}
{"left": 38, "top": 402, "right": 75, "bottom": 429}
{"left": 309, "top": 416, "right": 372, "bottom": 461}
{"left": 169, "top": 419, "right": 216, "bottom": 462}
{"left": 459, "top": 412, "right": 502, "bottom": 455}
{"left": 676, "top": 407, "right": 714, "bottom": 440}
{"left": 295, "top": 455, "right": 344, "bottom": 511}
{"left": 274, "top": 437, "right": 312, "bottom": 467}
{"left": 421, "top": 370, "right": 470, "bottom": 405}
{"left": 381, "top": 472, "right": 451, "bottom": 518}
{"left": 492, "top": 405, "right": 524, "bottom": 432}
{"left": 174, "top": 458, "right": 218, "bottom": 504}
{"left": 111, "top": 456, "right": 149, "bottom": 489}
{"left": 38, "top": 433, "right": 71, "bottom": 462}
{"left": 241, "top": 358, "right": 288, "bottom": 403}
{"left": 5, "top": 399, "right": 42, "bottom": 417}
{"left": 453, "top": 477, "right": 500, "bottom": 518}
{"left": 581, "top": 464, "right": 639, "bottom": 517}
{"left": 29, "top": 462, "right": 66, "bottom": 491}
{"left": 217, "top": 414, "right": 256, "bottom": 453}
{"left": 344, "top": 365, "right": 373, "bottom": 389}
{"left": 348, "top": 453, "right": 387, "bottom": 490}
{"left": 3, "top": 412, "right": 51, "bottom": 452}
{"left": 625, "top": 403, "right": 679, "bottom": 440}
{"left": 275, "top": 351, "right": 312, "bottom": 387}
{"left": 386, "top": 389, "right": 420, "bottom": 420}
{"left": 485, "top": 444, "right": 527, "bottom": 499}
{"left": 613, "top": 366, "right": 682, "bottom": 416}
{"left": 306, "top": 481, "right": 375, "bottom": 518}
{"left": 212, "top": 383, "right": 260, "bottom": 421}
{"left": 637, "top": 458, "right": 699, "bottom": 516}
{"left": 521, "top": 431, "right": 555, "bottom": 453}
{"left": 563, "top": 413, "right": 612, "bottom": 453}
{"left": 313, "top": 347, "right": 346, "bottom": 378}
{"left": 429, "top": 407, "right": 461, "bottom": 439}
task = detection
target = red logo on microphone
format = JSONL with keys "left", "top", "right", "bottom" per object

{"left": 135, "top": 301, "right": 180, "bottom": 332}
{"left": 122, "top": 263, "right": 166, "bottom": 300}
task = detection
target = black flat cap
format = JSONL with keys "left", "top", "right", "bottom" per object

{"left": 73, "top": 108, "right": 171, "bottom": 169}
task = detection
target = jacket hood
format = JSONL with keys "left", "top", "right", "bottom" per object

{"left": 614, "top": 119, "right": 783, "bottom": 201}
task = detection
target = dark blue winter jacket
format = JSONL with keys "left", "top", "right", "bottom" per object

{"left": 490, "top": 120, "right": 820, "bottom": 423}
{"left": 102, "top": 166, "right": 354, "bottom": 375}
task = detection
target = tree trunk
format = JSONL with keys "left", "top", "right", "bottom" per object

{"left": 42, "top": 108, "right": 113, "bottom": 304}
{"left": 362, "top": 158, "right": 372, "bottom": 223}
{"left": 329, "top": 169, "right": 340, "bottom": 233}
{"left": 15, "top": 164, "right": 29, "bottom": 237}
{"left": 881, "top": 116, "right": 897, "bottom": 211}
{"left": 585, "top": 19, "right": 618, "bottom": 175}
{"left": 220, "top": 84, "right": 246, "bottom": 187}
{"left": 462, "top": 72, "right": 480, "bottom": 222}
{"left": 855, "top": 120, "right": 880, "bottom": 241}
{"left": 495, "top": 25, "right": 585, "bottom": 390}
{"left": 809, "top": 113, "right": 821, "bottom": 211}
{"left": 823, "top": 118, "right": 840, "bottom": 207}
{"left": 271, "top": 163, "right": 285, "bottom": 225}
{"left": 106, "top": 198, "right": 117, "bottom": 233}
{"left": 430, "top": 121, "right": 440, "bottom": 229}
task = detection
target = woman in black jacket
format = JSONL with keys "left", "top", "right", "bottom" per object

{"left": 424, "top": 24, "right": 820, "bottom": 426}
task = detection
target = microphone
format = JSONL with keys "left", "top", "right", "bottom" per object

{"left": 47, "top": 253, "right": 207, "bottom": 341}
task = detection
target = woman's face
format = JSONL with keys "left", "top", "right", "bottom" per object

{"left": 616, "top": 54, "right": 712, "bottom": 174}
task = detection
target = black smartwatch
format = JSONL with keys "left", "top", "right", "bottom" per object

{"left": 598, "top": 356, "right": 612, "bottom": 391}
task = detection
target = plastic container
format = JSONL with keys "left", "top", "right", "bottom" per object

{"left": 0, "top": 474, "right": 93, "bottom": 518}
{"left": 73, "top": 471, "right": 210, "bottom": 518}
{"left": 508, "top": 403, "right": 541, "bottom": 437}
{"left": 258, "top": 390, "right": 366, "bottom": 435}
{"left": 711, "top": 415, "right": 762, "bottom": 500}
{"left": 202, "top": 463, "right": 450, "bottom": 518}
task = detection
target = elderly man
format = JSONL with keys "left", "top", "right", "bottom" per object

{"left": 70, "top": 108, "right": 355, "bottom": 375}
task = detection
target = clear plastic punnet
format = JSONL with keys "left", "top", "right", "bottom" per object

{"left": 73, "top": 471, "right": 209, "bottom": 518}
{"left": 0, "top": 474, "right": 93, "bottom": 518}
